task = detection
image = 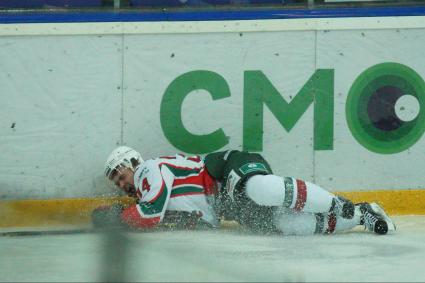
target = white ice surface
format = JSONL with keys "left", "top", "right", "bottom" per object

{"left": 1, "top": 216, "right": 425, "bottom": 282}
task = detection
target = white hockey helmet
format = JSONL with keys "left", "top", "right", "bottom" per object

{"left": 104, "top": 146, "right": 143, "bottom": 180}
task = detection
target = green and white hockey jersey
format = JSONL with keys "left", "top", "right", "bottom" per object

{"left": 127, "top": 154, "right": 220, "bottom": 228}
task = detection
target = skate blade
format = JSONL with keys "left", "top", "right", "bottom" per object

{"left": 370, "top": 203, "right": 396, "bottom": 233}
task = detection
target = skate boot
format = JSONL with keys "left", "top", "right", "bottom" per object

{"left": 358, "top": 202, "right": 396, "bottom": 235}
{"left": 331, "top": 195, "right": 355, "bottom": 219}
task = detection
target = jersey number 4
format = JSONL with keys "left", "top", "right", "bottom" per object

{"left": 142, "top": 178, "right": 151, "bottom": 193}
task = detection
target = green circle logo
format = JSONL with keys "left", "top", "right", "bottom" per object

{"left": 346, "top": 62, "right": 425, "bottom": 154}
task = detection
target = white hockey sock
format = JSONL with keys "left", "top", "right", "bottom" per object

{"left": 245, "top": 175, "right": 335, "bottom": 214}
{"left": 245, "top": 175, "right": 285, "bottom": 206}
{"left": 273, "top": 210, "right": 361, "bottom": 236}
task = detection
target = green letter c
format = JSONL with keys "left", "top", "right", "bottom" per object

{"left": 160, "top": 70, "right": 230, "bottom": 154}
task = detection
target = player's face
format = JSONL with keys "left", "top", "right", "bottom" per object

{"left": 111, "top": 167, "right": 136, "bottom": 197}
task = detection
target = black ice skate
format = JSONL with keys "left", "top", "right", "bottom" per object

{"left": 358, "top": 202, "right": 396, "bottom": 235}
{"left": 331, "top": 195, "right": 355, "bottom": 219}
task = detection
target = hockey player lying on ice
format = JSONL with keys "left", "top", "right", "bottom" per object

{"left": 92, "top": 146, "right": 396, "bottom": 235}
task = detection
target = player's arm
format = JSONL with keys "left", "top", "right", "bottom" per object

{"left": 120, "top": 164, "right": 172, "bottom": 229}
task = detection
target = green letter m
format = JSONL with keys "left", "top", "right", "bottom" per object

{"left": 243, "top": 70, "right": 334, "bottom": 151}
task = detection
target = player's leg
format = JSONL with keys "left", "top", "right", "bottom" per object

{"left": 273, "top": 203, "right": 395, "bottom": 236}
{"left": 273, "top": 210, "right": 360, "bottom": 236}
{"left": 207, "top": 150, "right": 354, "bottom": 220}
{"left": 245, "top": 174, "right": 354, "bottom": 219}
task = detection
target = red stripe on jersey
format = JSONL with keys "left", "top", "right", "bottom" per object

{"left": 159, "top": 154, "right": 200, "bottom": 163}
{"left": 326, "top": 214, "right": 337, "bottom": 234}
{"left": 159, "top": 156, "right": 177, "bottom": 159}
{"left": 173, "top": 174, "right": 204, "bottom": 187}
{"left": 160, "top": 162, "right": 201, "bottom": 172}
{"left": 121, "top": 205, "right": 160, "bottom": 229}
{"left": 294, "top": 180, "right": 307, "bottom": 212}
{"left": 203, "top": 170, "right": 217, "bottom": 195}
{"left": 159, "top": 154, "right": 185, "bottom": 159}
{"left": 149, "top": 179, "right": 165, "bottom": 203}
{"left": 187, "top": 156, "right": 201, "bottom": 162}
{"left": 171, "top": 169, "right": 218, "bottom": 196}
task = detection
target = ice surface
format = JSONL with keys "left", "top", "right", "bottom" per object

{"left": 1, "top": 215, "right": 425, "bottom": 282}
